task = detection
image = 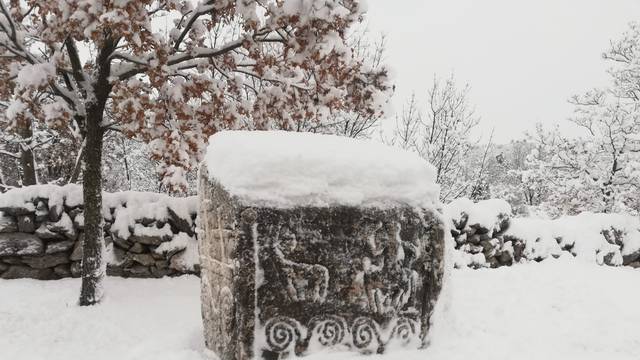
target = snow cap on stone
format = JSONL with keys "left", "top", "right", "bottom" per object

{"left": 204, "top": 130, "right": 440, "bottom": 209}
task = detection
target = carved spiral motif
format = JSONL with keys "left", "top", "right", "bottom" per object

{"left": 265, "top": 316, "right": 302, "bottom": 352}
{"left": 219, "top": 286, "right": 234, "bottom": 313}
{"left": 390, "top": 317, "right": 418, "bottom": 345}
{"left": 219, "top": 287, "right": 234, "bottom": 327}
{"left": 309, "top": 315, "right": 347, "bottom": 347}
{"left": 351, "top": 317, "right": 381, "bottom": 350}
{"left": 209, "top": 284, "right": 220, "bottom": 314}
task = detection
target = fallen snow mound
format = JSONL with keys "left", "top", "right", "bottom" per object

{"left": 204, "top": 131, "right": 440, "bottom": 208}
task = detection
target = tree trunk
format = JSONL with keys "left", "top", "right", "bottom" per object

{"left": 17, "top": 119, "right": 37, "bottom": 186}
{"left": 79, "top": 107, "right": 105, "bottom": 306}
{"left": 77, "top": 33, "right": 118, "bottom": 306}
{"left": 121, "top": 137, "right": 131, "bottom": 190}
{"left": 67, "top": 139, "right": 86, "bottom": 184}
{"left": 0, "top": 167, "right": 6, "bottom": 192}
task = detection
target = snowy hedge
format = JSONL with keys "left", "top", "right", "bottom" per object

{"left": 0, "top": 185, "right": 198, "bottom": 280}
{"left": 445, "top": 198, "right": 640, "bottom": 269}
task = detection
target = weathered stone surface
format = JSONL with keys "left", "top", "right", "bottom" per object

{"left": 17, "top": 214, "right": 36, "bottom": 233}
{"left": 0, "top": 214, "right": 18, "bottom": 233}
{"left": 467, "top": 234, "right": 481, "bottom": 245}
{"left": 486, "top": 256, "right": 500, "bottom": 268}
{"left": 128, "top": 265, "right": 151, "bottom": 277}
{"left": 70, "top": 261, "right": 82, "bottom": 277}
{"left": 155, "top": 259, "right": 169, "bottom": 269}
{"left": 603, "top": 251, "right": 618, "bottom": 266}
{"left": 35, "top": 225, "right": 65, "bottom": 240}
{"left": 497, "top": 250, "right": 513, "bottom": 265}
{"left": 627, "top": 261, "right": 640, "bottom": 268}
{"left": 0, "top": 205, "right": 34, "bottom": 216}
{"left": 128, "top": 242, "right": 145, "bottom": 253}
{"left": 53, "top": 264, "right": 72, "bottom": 277}
{"left": 131, "top": 253, "right": 155, "bottom": 266}
{"left": 151, "top": 251, "right": 165, "bottom": 260}
{"left": 139, "top": 217, "right": 156, "bottom": 226}
{"left": 106, "top": 264, "right": 125, "bottom": 277}
{"left": 0, "top": 233, "right": 44, "bottom": 257}
{"left": 151, "top": 266, "right": 173, "bottom": 278}
{"left": 198, "top": 170, "right": 446, "bottom": 360}
{"left": 130, "top": 232, "right": 171, "bottom": 246}
{"left": 22, "top": 253, "right": 70, "bottom": 269}
{"left": 112, "top": 235, "right": 132, "bottom": 250}
{"left": 1, "top": 265, "right": 53, "bottom": 280}
{"left": 512, "top": 240, "right": 525, "bottom": 262}
{"left": 35, "top": 201, "right": 49, "bottom": 223}
{"left": 168, "top": 207, "right": 194, "bottom": 235}
{"left": 112, "top": 245, "right": 126, "bottom": 264}
{"left": 0, "top": 261, "right": 9, "bottom": 272}
{"left": 45, "top": 240, "right": 75, "bottom": 254}
{"left": 70, "top": 239, "right": 83, "bottom": 261}
{"left": 73, "top": 213, "right": 85, "bottom": 230}
{"left": 48, "top": 204, "right": 62, "bottom": 222}
{"left": 622, "top": 249, "right": 640, "bottom": 265}
{"left": 169, "top": 250, "right": 197, "bottom": 273}
{"left": 68, "top": 207, "right": 83, "bottom": 220}
{"left": 602, "top": 227, "right": 624, "bottom": 246}
{"left": 48, "top": 213, "right": 77, "bottom": 240}
{"left": 2, "top": 257, "right": 23, "bottom": 264}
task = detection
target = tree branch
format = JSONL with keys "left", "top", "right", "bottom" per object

{"left": 172, "top": 2, "right": 216, "bottom": 51}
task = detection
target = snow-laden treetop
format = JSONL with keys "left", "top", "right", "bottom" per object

{"left": 204, "top": 131, "right": 440, "bottom": 209}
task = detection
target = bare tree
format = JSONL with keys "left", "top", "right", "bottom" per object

{"left": 296, "top": 29, "right": 389, "bottom": 139}
{"left": 390, "top": 75, "right": 481, "bottom": 201}
{"left": 391, "top": 94, "right": 422, "bottom": 150}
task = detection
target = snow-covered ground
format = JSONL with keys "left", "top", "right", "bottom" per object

{"left": 2, "top": 260, "right": 640, "bottom": 360}
{"left": 0, "top": 276, "right": 205, "bottom": 360}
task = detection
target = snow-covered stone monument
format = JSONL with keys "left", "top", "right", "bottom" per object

{"left": 198, "top": 131, "right": 446, "bottom": 360}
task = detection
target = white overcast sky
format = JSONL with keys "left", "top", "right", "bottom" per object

{"left": 365, "top": 0, "right": 640, "bottom": 143}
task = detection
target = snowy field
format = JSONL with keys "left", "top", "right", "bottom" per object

{"left": 1, "top": 260, "right": 639, "bottom": 360}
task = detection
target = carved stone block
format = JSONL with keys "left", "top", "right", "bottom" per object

{"left": 198, "top": 165, "right": 445, "bottom": 360}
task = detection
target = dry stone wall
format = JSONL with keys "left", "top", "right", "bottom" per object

{"left": 0, "top": 185, "right": 199, "bottom": 280}
{"left": 446, "top": 198, "right": 640, "bottom": 269}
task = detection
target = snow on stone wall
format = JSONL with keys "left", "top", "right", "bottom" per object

{"left": 4, "top": 181, "right": 639, "bottom": 281}
{"left": 445, "top": 198, "right": 640, "bottom": 269}
{"left": 0, "top": 185, "right": 199, "bottom": 280}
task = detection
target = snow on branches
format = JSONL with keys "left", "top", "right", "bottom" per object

{"left": 0, "top": 0, "right": 391, "bottom": 190}
{"left": 518, "top": 23, "right": 640, "bottom": 216}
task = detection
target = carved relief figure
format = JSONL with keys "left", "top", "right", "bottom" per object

{"left": 270, "top": 224, "right": 329, "bottom": 303}
{"left": 201, "top": 269, "right": 235, "bottom": 350}
{"left": 359, "top": 220, "right": 419, "bottom": 314}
